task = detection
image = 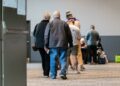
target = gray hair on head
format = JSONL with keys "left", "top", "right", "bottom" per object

{"left": 43, "top": 12, "right": 51, "bottom": 20}
{"left": 53, "top": 11, "right": 60, "bottom": 18}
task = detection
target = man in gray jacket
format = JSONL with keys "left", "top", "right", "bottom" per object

{"left": 44, "top": 11, "right": 73, "bottom": 79}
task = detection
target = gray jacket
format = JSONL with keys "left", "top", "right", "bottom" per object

{"left": 44, "top": 18, "right": 73, "bottom": 48}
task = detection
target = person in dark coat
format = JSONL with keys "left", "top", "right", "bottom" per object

{"left": 33, "top": 12, "right": 51, "bottom": 77}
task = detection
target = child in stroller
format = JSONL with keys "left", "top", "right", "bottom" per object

{"left": 97, "top": 41, "right": 108, "bottom": 64}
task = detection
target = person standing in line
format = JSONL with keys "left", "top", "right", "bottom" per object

{"left": 44, "top": 11, "right": 73, "bottom": 80}
{"left": 33, "top": 12, "right": 51, "bottom": 78}
{"left": 86, "top": 25, "right": 100, "bottom": 64}
{"left": 67, "top": 20, "right": 81, "bottom": 74}
{"left": 66, "top": 11, "right": 85, "bottom": 71}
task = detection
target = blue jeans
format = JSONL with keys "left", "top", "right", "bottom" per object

{"left": 49, "top": 48, "right": 67, "bottom": 79}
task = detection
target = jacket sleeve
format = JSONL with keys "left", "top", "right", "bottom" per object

{"left": 33, "top": 24, "right": 39, "bottom": 37}
{"left": 86, "top": 32, "right": 90, "bottom": 41}
{"left": 64, "top": 23, "right": 73, "bottom": 47}
{"left": 44, "top": 23, "right": 50, "bottom": 48}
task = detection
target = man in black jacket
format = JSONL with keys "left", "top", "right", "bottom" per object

{"left": 33, "top": 12, "right": 50, "bottom": 77}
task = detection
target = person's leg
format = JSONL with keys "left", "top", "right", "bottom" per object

{"left": 70, "top": 54, "right": 77, "bottom": 70}
{"left": 87, "top": 45, "right": 92, "bottom": 64}
{"left": 56, "top": 57, "right": 60, "bottom": 70}
{"left": 49, "top": 48, "right": 58, "bottom": 79}
{"left": 81, "top": 48, "right": 85, "bottom": 64}
{"left": 59, "top": 48, "right": 67, "bottom": 79}
{"left": 66, "top": 48, "right": 71, "bottom": 71}
{"left": 70, "top": 46, "right": 80, "bottom": 73}
{"left": 82, "top": 48, "right": 88, "bottom": 64}
{"left": 92, "top": 45, "right": 97, "bottom": 63}
{"left": 38, "top": 48, "right": 46, "bottom": 76}
{"left": 44, "top": 51, "right": 50, "bottom": 76}
{"left": 77, "top": 45, "right": 83, "bottom": 65}
{"left": 77, "top": 45, "right": 85, "bottom": 71}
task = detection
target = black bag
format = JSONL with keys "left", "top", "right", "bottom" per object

{"left": 32, "top": 45, "right": 38, "bottom": 51}
{"left": 98, "top": 57, "right": 105, "bottom": 64}
{"left": 32, "top": 23, "right": 39, "bottom": 51}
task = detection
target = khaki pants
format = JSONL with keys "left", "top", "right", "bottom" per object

{"left": 77, "top": 45, "right": 83, "bottom": 65}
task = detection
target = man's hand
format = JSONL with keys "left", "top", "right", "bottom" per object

{"left": 44, "top": 47, "right": 49, "bottom": 54}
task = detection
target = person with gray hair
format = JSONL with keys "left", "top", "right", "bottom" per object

{"left": 44, "top": 11, "right": 73, "bottom": 79}
{"left": 33, "top": 12, "right": 51, "bottom": 78}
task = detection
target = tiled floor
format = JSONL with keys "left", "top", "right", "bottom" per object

{"left": 27, "top": 63, "right": 120, "bottom": 86}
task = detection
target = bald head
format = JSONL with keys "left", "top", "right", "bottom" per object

{"left": 43, "top": 12, "right": 51, "bottom": 20}
{"left": 53, "top": 11, "right": 60, "bottom": 18}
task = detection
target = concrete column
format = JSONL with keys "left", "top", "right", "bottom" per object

{"left": 0, "top": 0, "right": 2, "bottom": 85}
{"left": 3, "top": 7, "right": 27, "bottom": 86}
{"left": 2, "top": 0, "right": 27, "bottom": 85}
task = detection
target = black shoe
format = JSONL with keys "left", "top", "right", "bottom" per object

{"left": 60, "top": 75, "right": 67, "bottom": 80}
{"left": 43, "top": 75, "right": 49, "bottom": 78}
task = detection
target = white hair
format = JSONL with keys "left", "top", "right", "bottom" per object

{"left": 43, "top": 12, "right": 51, "bottom": 20}
{"left": 53, "top": 11, "right": 60, "bottom": 18}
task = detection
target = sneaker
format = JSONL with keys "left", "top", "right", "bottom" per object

{"left": 80, "top": 65, "right": 85, "bottom": 71}
{"left": 60, "top": 75, "right": 67, "bottom": 80}
{"left": 43, "top": 75, "right": 49, "bottom": 78}
{"left": 50, "top": 75, "right": 56, "bottom": 79}
{"left": 69, "top": 66, "right": 74, "bottom": 70}
{"left": 50, "top": 77, "right": 56, "bottom": 79}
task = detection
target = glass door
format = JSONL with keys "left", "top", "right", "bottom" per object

{"left": 0, "top": 0, "right": 2, "bottom": 85}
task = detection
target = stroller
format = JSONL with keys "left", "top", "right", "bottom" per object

{"left": 97, "top": 41, "right": 108, "bottom": 64}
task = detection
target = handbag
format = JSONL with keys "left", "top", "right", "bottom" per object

{"left": 32, "top": 44, "right": 38, "bottom": 51}
{"left": 32, "top": 24, "right": 39, "bottom": 51}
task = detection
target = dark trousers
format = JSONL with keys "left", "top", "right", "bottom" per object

{"left": 87, "top": 45, "right": 97, "bottom": 63}
{"left": 38, "top": 48, "right": 50, "bottom": 76}
{"left": 81, "top": 48, "right": 88, "bottom": 64}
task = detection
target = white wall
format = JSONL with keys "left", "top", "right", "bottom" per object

{"left": 27, "top": 0, "right": 120, "bottom": 36}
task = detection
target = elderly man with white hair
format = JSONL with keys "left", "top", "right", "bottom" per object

{"left": 33, "top": 12, "right": 51, "bottom": 78}
{"left": 44, "top": 11, "right": 73, "bottom": 79}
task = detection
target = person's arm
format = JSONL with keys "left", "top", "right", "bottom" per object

{"left": 33, "top": 24, "right": 38, "bottom": 37}
{"left": 64, "top": 23, "right": 73, "bottom": 47}
{"left": 44, "top": 23, "right": 50, "bottom": 49}
{"left": 75, "top": 20, "right": 80, "bottom": 29}
{"left": 96, "top": 31, "right": 100, "bottom": 41}
{"left": 76, "top": 28, "right": 81, "bottom": 40}
{"left": 86, "top": 32, "right": 89, "bottom": 41}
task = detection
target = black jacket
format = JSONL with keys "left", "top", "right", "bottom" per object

{"left": 33, "top": 20, "right": 49, "bottom": 48}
